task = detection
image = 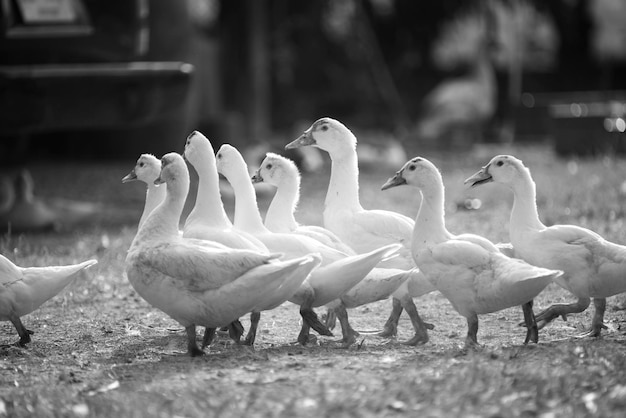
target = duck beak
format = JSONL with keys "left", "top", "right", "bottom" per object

{"left": 251, "top": 169, "right": 263, "bottom": 183}
{"left": 464, "top": 165, "right": 493, "bottom": 188}
{"left": 122, "top": 169, "right": 137, "bottom": 183}
{"left": 381, "top": 171, "right": 407, "bottom": 191}
{"left": 286, "top": 129, "right": 315, "bottom": 149}
{"left": 154, "top": 175, "right": 165, "bottom": 185}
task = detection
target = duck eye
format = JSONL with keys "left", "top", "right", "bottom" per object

{"left": 496, "top": 161, "right": 504, "bottom": 167}
{"left": 409, "top": 165, "right": 416, "bottom": 171}
{"left": 139, "top": 162, "right": 145, "bottom": 168}
{"left": 321, "top": 125, "right": 328, "bottom": 131}
{"left": 217, "top": 154, "right": 222, "bottom": 159}
{"left": 266, "top": 164, "right": 272, "bottom": 170}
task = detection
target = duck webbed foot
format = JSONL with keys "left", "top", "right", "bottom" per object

{"left": 228, "top": 319, "right": 244, "bottom": 343}
{"left": 334, "top": 304, "right": 359, "bottom": 348}
{"left": 377, "top": 297, "right": 402, "bottom": 338}
{"left": 576, "top": 298, "right": 607, "bottom": 338}
{"left": 463, "top": 314, "right": 483, "bottom": 351}
{"left": 243, "top": 312, "right": 260, "bottom": 346}
{"left": 521, "top": 300, "right": 539, "bottom": 345}
{"left": 402, "top": 296, "right": 430, "bottom": 346}
{"left": 10, "top": 315, "right": 33, "bottom": 347}
{"left": 186, "top": 325, "right": 204, "bottom": 357}
{"left": 202, "top": 328, "right": 216, "bottom": 348}
{"left": 530, "top": 297, "right": 591, "bottom": 329}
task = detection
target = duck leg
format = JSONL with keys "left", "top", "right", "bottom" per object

{"left": 202, "top": 328, "right": 216, "bottom": 348}
{"left": 534, "top": 297, "right": 590, "bottom": 329}
{"left": 299, "top": 290, "right": 333, "bottom": 338}
{"left": 9, "top": 314, "right": 33, "bottom": 347}
{"left": 377, "top": 297, "right": 402, "bottom": 338}
{"left": 578, "top": 298, "right": 607, "bottom": 338}
{"left": 521, "top": 300, "right": 538, "bottom": 344}
{"left": 464, "top": 314, "right": 481, "bottom": 350}
{"left": 185, "top": 325, "right": 204, "bottom": 357}
{"left": 243, "top": 312, "right": 261, "bottom": 346}
{"left": 401, "top": 296, "right": 431, "bottom": 346}
{"left": 335, "top": 304, "right": 359, "bottom": 347}
{"left": 323, "top": 308, "right": 337, "bottom": 331}
{"left": 228, "top": 319, "right": 244, "bottom": 342}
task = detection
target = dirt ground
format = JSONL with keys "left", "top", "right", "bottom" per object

{"left": 2, "top": 146, "right": 626, "bottom": 417}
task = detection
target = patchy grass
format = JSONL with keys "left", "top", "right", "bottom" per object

{"left": 2, "top": 143, "right": 626, "bottom": 417}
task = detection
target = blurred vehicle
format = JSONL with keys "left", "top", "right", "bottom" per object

{"left": 0, "top": 0, "right": 217, "bottom": 161}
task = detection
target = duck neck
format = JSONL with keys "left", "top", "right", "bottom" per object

{"left": 138, "top": 183, "right": 166, "bottom": 230}
{"left": 413, "top": 184, "right": 450, "bottom": 251}
{"left": 326, "top": 149, "right": 363, "bottom": 212}
{"left": 265, "top": 178, "right": 299, "bottom": 232}
{"left": 229, "top": 169, "right": 269, "bottom": 235}
{"left": 186, "top": 161, "right": 232, "bottom": 229}
{"left": 131, "top": 179, "right": 186, "bottom": 249}
{"left": 509, "top": 171, "right": 545, "bottom": 239}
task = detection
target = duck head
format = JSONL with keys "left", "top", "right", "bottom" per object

{"left": 122, "top": 154, "right": 161, "bottom": 185}
{"left": 381, "top": 157, "right": 443, "bottom": 192}
{"left": 285, "top": 117, "right": 356, "bottom": 156}
{"left": 184, "top": 130, "right": 215, "bottom": 169}
{"left": 155, "top": 152, "right": 188, "bottom": 187}
{"left": 252, "top": 152, "right": 298, "bottom": 187}
{"left": 464, "top": 155, "right": 525, "bottom": 188}
{"left": 215, "top": 144, "right": 248, "bottom": 182}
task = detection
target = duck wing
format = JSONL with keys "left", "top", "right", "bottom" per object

{"left": 133, "top": 240, "right": 276, "bottom": 292}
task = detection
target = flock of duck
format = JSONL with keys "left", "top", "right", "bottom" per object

{"left": 2, "top": 117, "right": 626, "bottom": 357}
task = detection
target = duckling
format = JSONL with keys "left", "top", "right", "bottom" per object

{"left": 215, "top": 143, "right": 401, "bottom": 345}
{"left": 286, "top": 117, "right": 436, "bottom": 345}
{"left": 382, "top": 156, "right": 562, "bottom": 349}
{"left": 466, "top": 155, "right": 626, "bottom": 337}
{"left": 0, "top": 255, "right": 97, "bottom": 346}
{"left": 125, "top": 152, "right": 321, "bottom": 356}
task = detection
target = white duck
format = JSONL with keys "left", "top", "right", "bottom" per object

{"left": 465, "top": 155, "right": 626, "bottom": 337}
{"left": 251, "top": 152, "right": 352, "bottom": 253}
{"left": 215, "top": 143, "right": 401, "bottom": 345}
{"left": 286, "top": 117, "right": 436, "bottom": 345}
{"left": 121, "top": 152, "right": 245, "bottom": 346}
{"left": 1, "top": 255, "right": 97, "bottom": 346}
{"left": 122, "top": 154, "right": 166, "bottom": 229}
{"left": 125, "top": 152, "right": 321, "bottom": 356}
{"left": 382, "top": 156, "right": 562, "bottom": 348}
{"left": 251, "top": 151, "right": 412, "bottom": 345}
{"left": 183, "top": 131, "right": 278, "bottom": 345}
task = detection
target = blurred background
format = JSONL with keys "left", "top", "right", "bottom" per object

{"left": 1, "top": 0, "right": 626, "bottom": 165}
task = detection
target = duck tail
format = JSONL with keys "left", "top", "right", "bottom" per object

{"left": 308, "top": 244, "right": 402, "bottom": 306}
{"left": 19, "top": 259, "right": 97, "bottom": 315}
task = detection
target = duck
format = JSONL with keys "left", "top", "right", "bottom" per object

{"left": 125, "top": 152, "right": 321, "bottom": 356}
{"left": 122, "top": 154, "right": 166, "bottom": 230}
{"left": 0, "top": 170, "right": 59, "bottom": 232}
{"left": 215, "top": 143, "right": 402, "bottom": 345}
{"left": 121, "top": 152, "right": 244, "bottom": 346}
{"left": 251, "top": 152, "right": 352, "bottom": 253}
{"left": 382, "top": 156, "right": 562, "bottom": 349}
{"left": 286, "top": 117, "right": 436, "bottom": 345}
{"left": 465, "top": 155, "right": 626, "bottom": 337}
{"left": 0, "top": 255, "right": 97, "bottom": 346}
{"left": 182, "top": 130, "right": 283, "bottom": 346}
{"left": 251, "top": 151, "right": 413, "bottom": 345}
